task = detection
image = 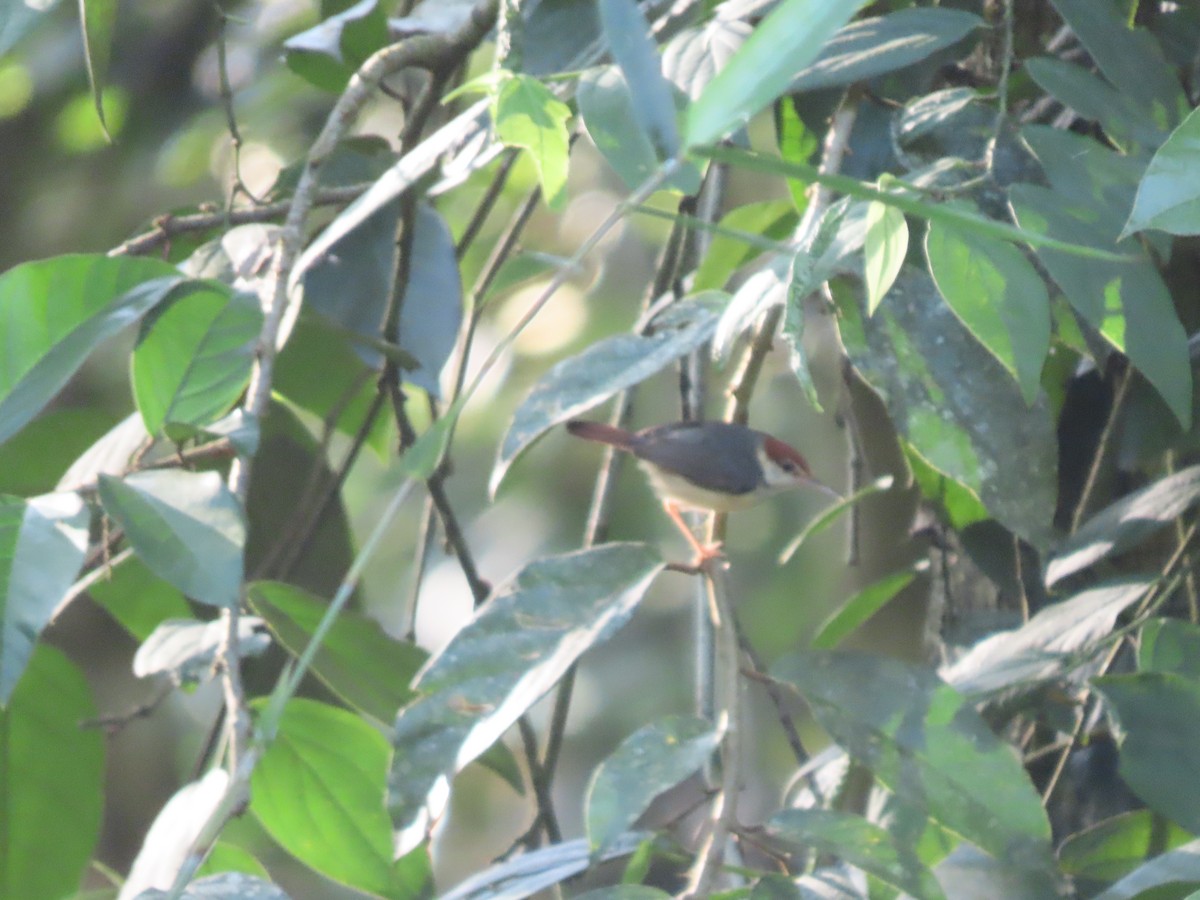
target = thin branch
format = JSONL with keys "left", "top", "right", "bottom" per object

{"left": 1070, "top": 364, "right": 1132, "bottom": 533}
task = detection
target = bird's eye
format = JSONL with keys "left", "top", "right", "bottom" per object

{"left": 779, "top": 459, "right": 798, "bottom": 473}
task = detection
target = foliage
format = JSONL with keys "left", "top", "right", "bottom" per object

{"left": 2, "top": 0, "right": 1200, "bottom": 898}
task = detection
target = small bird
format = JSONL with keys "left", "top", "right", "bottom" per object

{"left": 566, "top": 419, "right": 837, "bottom": 564}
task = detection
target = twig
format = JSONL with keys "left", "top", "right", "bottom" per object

{"left": 1070, "top": 364, "right": 1132, "bottom": 533}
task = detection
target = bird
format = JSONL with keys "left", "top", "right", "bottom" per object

{"left": 566, "top": 419, "right": 838, "bottom": 564}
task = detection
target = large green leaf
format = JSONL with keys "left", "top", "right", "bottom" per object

{"left": 0, "top": 254, "right": 181, "bottom": 445}
{"left": 98, "top": 470, "right": 245, "bottom": 608}
{"left": 389, "top": 544, "right": 663, "bottom": 850}
{"left": 0, "top": 492, "right": 90, "bottom": 705}
{"left": 1123, "top": 106, "right": 1200, "bottom": 238}
{"left": 1095, "top": 673, "right": 1200, "bottom": 835}
{"left": 491, "top": 296, "right": 722, "bottom": 494}
{"left": 1059, "top": 810, "right": 1195, "bottom": 884}
{"left": 790, "top": 8, "right": 983, "bottom": 93}
{"left": 1045, "top": 466, "right": 1200, "bottom": 586}
{"left": 585, "top": 715, "right": 718, "bottom": 852}
{"left": 282, "top": 0, "right": 389, "bottom": 92}
{"left": 685, "top": 0, "right": 863, "bottom": 146}
{"left": 252, "top": 698, "right": 425, "bottom": 898}
{"left": 773, "top": 651, "right": 1055, "bottom": 881}
{"left": 599, "top": 0, "right": 679, "bottom": 159}
{"left": 0, "top": 645, "right": 103, "bottom": 899}
{"left": 925, "top": 218, "right": 1050, "bottom": 405}
{"left": 132, "top": 283, "right": 261, "bottom": 438}
{"left": 494, "top": 74, "right": 572, "bottom": 209}
{"left": 248, "top": 581, "right": 425, "bottom": 725}
{"left": 768, "top": 809, "right": 945, "bottom": 900}
{"left": 1139, "top": 618, "right": 1200, "bottom": 678}
{"left": 1089, "top": 839, "right": 1200, "bottom": 900}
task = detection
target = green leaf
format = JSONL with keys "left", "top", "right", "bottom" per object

{"left": 1009, "top": 182, "right": 1192, "bottom": 429}
{"left": 1059, "top": 810, "right": 1195, "bottom": 882}
{"left": 494, "top": 74, "right": 571, "bottom": 209}
{"left": 389, "top": 544, "right": 663, "bottom": 849}
{"left": 0, "top": 492, "right": 89, "bottom": 705}
{"left": 0, "top": 407, "right": 114, "bottom": 497}
{"left": 132, "top": 283, "right": 261, "bottom": 437}
{"left": 1045, "top": 465, "right": 1200, "bottom": 586}
{"left": 1140, "top": 618, "right": 1200, "bottom": 678}
{"left": 902, "top": 439, "right": 989, "bottom": 531}
{"left": 773, "top": 651, "right": 1055, "bottom": 880}
{"left": 0, "top": 254, "right": 181, "bottom": 446}
{"left": 599, "top": 0, "right": 680, "bottom": 159}
{"left": 811, "top": 565, "right": 919, "bottom": 650}
{"left": 1096, "top": 673, "right": 1200, "bottom": 835}
{"left": 1123, "top": 106, "right": 1200, "bottom": 238}
{"left": 790, "top": 8, "right": 983, "bottom": 93}
{"left": 98, "top": 469, "right": 245, "bottom": 608}
{"left": 491, "top": 297, "right": 722, "bottom": 495}
{"left": 252, "top": 698, "right": 402, "bottom": 897}
{"left": 864, "top": 200, "right": 908, "bottom": 315}
{"left": 1088, "top": 838, "right": 1200, "bottom": 900}
{"left": 585, "top": 715, "right": 718, "bottom": 852}
{"left": 83, "top": 554, "right": 192, "bottom": 642}
{"left": 693, "top": 201, "right": 798, "bottom": 292}
{"left": 925, "top": 218, "right": 1050, "bottom": 405}
{"left": 197, "top": 842, "right": 271, "bottom": 881}
{"left": 248, "top": 581, "right": 426, "bottom": 724}
{"left": 79, "top": 0, "right": 117, "bottom": 137}
{"left": 282, "top": 0, "right": 388, "bottom": 92}
{"left": 943, "top": 579, "right": 1151, "bottom": 699}
{"left": 578, "top": 66, "right": 703, "bottom": 195}
{"left": 775, "top": 97, "right": 817, "bottom": 212}
{"left": 685, "top": 0, "right": 863, "bottom": 147}
{"left": 0, "top": 645, "right": 103, "bottom": 899}
{"left": 768, "top": 809, "right": 945, "bottom": 900}
{"left": 779, "top": 474, "right": 892, "bottom": 564}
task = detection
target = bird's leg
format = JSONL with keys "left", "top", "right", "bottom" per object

{"left": 663, "top": 500, "right": 725, "bottom": 566}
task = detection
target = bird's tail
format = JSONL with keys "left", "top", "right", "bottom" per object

{"left": 566, "top": 420, "right": 636, "bottom": 450}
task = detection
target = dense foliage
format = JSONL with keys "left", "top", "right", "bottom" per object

{"left": 2, "top": 0, "right": 1200, "bottom": 897}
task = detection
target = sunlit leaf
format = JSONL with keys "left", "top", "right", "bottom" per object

{"left": 1059, "top": 810, "right": 1195, "bottom": 883}
{"left": 864, "top": 200, "right": 908, "bottom": 315}
{"left": 494, "top": 73, "right": 572, "bottom": 209}
{"left": 132, "top": 617, "right": 270, "bottom": 685}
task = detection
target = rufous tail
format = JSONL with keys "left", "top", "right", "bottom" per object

{"left": 565, "top": 420, "right": 636, "bottom": 450}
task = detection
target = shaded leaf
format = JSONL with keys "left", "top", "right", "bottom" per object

{"left": 941, "top": 579, "right": 1150, "bottom": 698}
{"left": 282, "top": 0, "right": 388, "bottom": 92}
{"left": 0, "top": 492, "right": 89, "bottom": 705}
{"left": 57, "top": 411, "right": 149, "bottom": 492}
{"left": 1123, "top": 106, "right": 1200, "bottom": 238}
{"left": 132, "top": 617, "right": 270, "bottom": 685}
{"left": 0, "top": 645, "right": 103, "bottom": 900}
{"left": 1139, "top": 618, "right": 1200, "bottom": 678}
{"left": 248, "top": 581, "right": 426, "bottom": 725}
{"left": 768, "top": 809, "right": 945, "bottom": 900}
{"left": 491, "top": 297, "right": 722, "bottom": 494}
{"left": 0, "top": 254, "right": 181, "bottom": 446}
{"left": 599, "top": 0, "right": 679, "bottom": 159}
{"left": 389, "top": 544, "right": 663, "bottom": 850}
{"left": 790, "top": 8, "right": 983, "bottom": 93}
{"left": 99, "top": 470, "right": 245, "bottom": 608}
{"left": 132, "top": 283, "right": 261, "bottom": 438}
{"left": 685, "top": 0, "right": 862, "bottom": 146}
{"left": 925, "top": 218, "right": 1050, "bottom": 404}
{"left": 811, "top": 564, "right": 920, "bottom": 650}
{"left": 1024, "top": 57, "right": 1165, "bottom": 151}
{"left": 1095, "top": 674, "right": 1200, "bottom": 835}
{"left": 494, "top": 74, "right": 572, "bottom": 209}
{"left": 251, "top": 699, "right": 399, "bottom": 897}
{"left": 585, "top": 715, "right": 718, "bottom": 852}
{"left": 773, "top": 651, "right": 1055, "bottom": 880}
{"left": 87, "top": 555, "right": 192, "bottom": 642}
{"left": 662, "top": 16, "right": 750, "bottom": 101}
{"left": 1045, "top": 466, "right": 1200, "bottom": 586}
{"left": 1059, "top": 810, "right": 1195, "bottom": 883}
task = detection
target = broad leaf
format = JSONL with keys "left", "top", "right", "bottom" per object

{"left": 599, "top": 0, "right": 679, "bottom": 159}
{"left": 790, "top": 8, "right": 983, "bottom": 93}
{"left": 941, "top": 579, "right": 1151, "bottom": 698}
{"left": 1095, "top": 673, "right": 1200, "bottom": 835}
{"left": 491, "top": 297, "right": 722, "bottom": 494}
{"left": 282, "top": 0, "right": 388, "bottom": 92}
{"left": 1089, "top": 840, "right": 1200, "bottom": 900}
{"left": 925, "top": 218, "right": 1050, "bottom": 405}
{"left": 0, "top": 254, "right": 181, "bottom": 445}
{"left": 1024, "top": 57, "right": 1165, "bottom": 151}
{"left": 132, "top": 282, "right": 261, "bottom": 438}
{"left": 132, "top": 617, "right": 269, "bottom": 685}
{"left": 1045, "top": 466, "right": 1200, "bottom": 586}
{"left": 99, "top": 470, "right": 245, "bottom": 608}
{"left": 1139, "top": 618, "right": 1200, "bottom": 678}
{"left": 585, "top": 715, "right": 718, "bottom": 852}
{"left": 768, "top": 809, "right": 945, "bottom": 900}
{"left": 864, "top": 200, "right": 908, "bottom": 315}
{"left": 87, "top": 555, "right": 192, "bottom": 642}
{"left": 389, "top": 544, "right": 663, "bottom": 850}
{"left": 494, "top": 74, "right": 572, "bottom": 209}
{"left": 1123, "top": 106, "right": 1200, "bottom": 237}
{"left": 773, "top": 651, "right": 1055, "bottom": 881}
{"left": 685, "top": 0, "right": 863, "bottom": 147}
{"left": 0, "top": 492, "right": 89, "bottom": 704}
{"left": 1059, "top": 810, "right": 1195, "bottom": 883}
{"left": 252, "top": 698, "right": 406, "bottom": 897}
{"left": 0, "top": 646, "right": 103, "bottom": 900}
{"left": 662, "top": 16, "right": 750, "bottom": 101}
{"left": 248, "top": 581, "right": 426, "bottom": 724}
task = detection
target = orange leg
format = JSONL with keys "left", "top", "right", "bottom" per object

{"left": 663, "top": 501, "right": 725, "bottom": 566}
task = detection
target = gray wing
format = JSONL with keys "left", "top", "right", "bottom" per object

{"left": 632, "top": 422, "right": 762, "bottom": 495}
